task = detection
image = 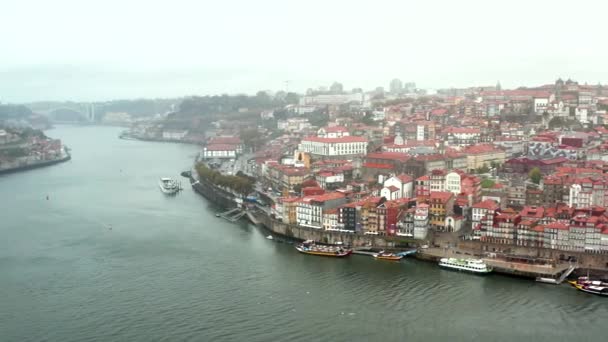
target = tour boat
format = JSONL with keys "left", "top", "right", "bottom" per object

{"left": 568, "top": 276, "right": 608, "bottom": 296}
{"left": 159, "top": 177, "right": 180, "bottom": 194}
{"left": 571, "top": 283, "right": 608, "bottom": 296}
{"left": 438, "top": 258, "right": 493, "bottom": 274}
{"left": 373, "top": 251, "right": 403, "bottom": 261}
{"left": 295, "top": 240, "right": 352, "bottom": 257}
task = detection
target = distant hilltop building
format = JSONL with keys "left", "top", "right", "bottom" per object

{"left": 300, "top": 92, "right": 366, "bottom": 106}
{"left": 390, "top": 78, "right": 403, "bottom": 94}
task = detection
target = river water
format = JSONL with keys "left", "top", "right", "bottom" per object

{"left": 0, "top": 125, "right": 605, "bottom": 342}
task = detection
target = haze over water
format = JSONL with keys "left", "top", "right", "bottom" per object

{"left": 0, "top": 126, "right": 606, "bottom": 342}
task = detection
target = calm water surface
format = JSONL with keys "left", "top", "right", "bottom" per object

{"left": 0, "top": 126, "right": 606, "bottom": 342}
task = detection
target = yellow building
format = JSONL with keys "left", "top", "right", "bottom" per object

{"left": 429, "top": 191, "right": 454, "bottom": 231}
{"left": 463, "top": 144, "right": 506, "bottom": 171}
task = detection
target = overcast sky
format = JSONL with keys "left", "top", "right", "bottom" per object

{"left": 1, "top": 0, "right": 607, "bottom": 102}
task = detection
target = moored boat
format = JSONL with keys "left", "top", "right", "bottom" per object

{"left": 571, "top": 283, "right": 608, "bottom": 296}
{"left": 568, "top": 276, "right": 608, "bottom": 296}
{"left": 373, "top": 251, "right": 403, "bottom": 261}
{"left": 438, "top": 257, "right": 493, "bottom": 274}
{"left": 295, "top": 240, "right": 352, "bottom": 257}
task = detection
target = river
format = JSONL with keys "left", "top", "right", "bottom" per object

{"left": 0, "top": 125, "right": 605, "bottom": 342}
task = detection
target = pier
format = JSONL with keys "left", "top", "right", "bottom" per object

{"left": 217, "top": 208, "right": 246, "bottom": 222}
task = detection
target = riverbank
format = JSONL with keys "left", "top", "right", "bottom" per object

{"left": 119, "top": 132, "right": 202, "bottom": 145}
{"left": 0, "top": 149, "right": 71, "bottom": 175}
{"left": 188, "top": 172, "right": 608, "bottom": 280}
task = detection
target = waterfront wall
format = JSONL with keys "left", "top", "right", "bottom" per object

{"left": 0, "top": 153, "right": 71, "bottom": 175}
{"left": 458, "top": 240, "right": 608, "bottom": 271}
{"left": 191, "top": 176, "right": 608, "bottom": 273}
{"left": 263, "top": 216, "right": 419, "bottom": 248}
{"left": 190, "top": 177, "right": 238, "bottom": 209}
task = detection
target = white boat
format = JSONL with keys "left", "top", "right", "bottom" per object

{"left": 266, "top": 235, "right": 273, "bottom": 240}
{"left": 438, "top": 258, "right": 493, "bottom": 274}
{"left": 159, "top": 177, "right": 180, "bottom": 194}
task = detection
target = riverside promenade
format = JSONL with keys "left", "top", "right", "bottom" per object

{"left": 187, "top": 171, "right": 607, "bottom": 279}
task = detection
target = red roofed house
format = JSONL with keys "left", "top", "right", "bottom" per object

{"left": 296, "top": 192, "right": 348, "bottom": 229}
{"left": 315, "top": 170, "right": 344, "bottom": 189}
{"left": 484, "top": 212, "right": 521, "bottom": 244}
{"left": 415, "top": 175, "right": 431, "bottom": 201}
{"left": 377, "top": 199, "right": 411, "bottom": 236}
{"left": 444, "top": 127, "right": 481, "bottom": 147}
{"left": 462, "top": 144, "right": 506, "bottom": 172}
{"left": 472, "top": 199, "right": 500, "bottom": 226}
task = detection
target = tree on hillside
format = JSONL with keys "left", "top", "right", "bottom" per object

{"left": 481, "top": 179, "right": 496, "bottom": 188}
{"left": 476, "top": 164, "right": 490, "bottom": 174}
{"left": 529, "top": 167, "right": 542, "bottom": 184}
{"left": 285, "top": 92, "right": 300, "bottom": 105}
{"left": 239, "top": 128, "right": 264, "bottom": 151}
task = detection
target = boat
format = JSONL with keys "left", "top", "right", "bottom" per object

{"left": 295, "top": 240, "right": 352, "bottom": 257}
{"left": 159, "top": 177, "right": 180, "bottom": 194}
{"left": 568, "top": 276, "right": 608, "bottom": 296}
{"left": 215, "top": 213, "right": 221, "bottom": 217}
{"left": 266, "top": 235, "right": 273, "bottom": 240}
{"left": 571, "top": 283, "right": 608, "bottom": 296}
{"left": 373, "top": 251, "right": 403, "bottom": 261}
{"left": 438, "top": 258, "right": 493, "bottom": 274}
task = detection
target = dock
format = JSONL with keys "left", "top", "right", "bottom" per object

{"left": 217, "top": 208, "right": 247, "bottom": 222}
{"left": 352, "top": 247, "right": 418, "bottom": 257}
{"left": 535, "top": 264, "right": 577, "bottom": 284}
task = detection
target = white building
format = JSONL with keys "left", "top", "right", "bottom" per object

{"left": 569, "top": 184, "right": 592, "bottom": 208}
{"left": 533, "top": 96, "right": 550, "bottom": 114}
{"left": 445, "top": 171, "right": 463, "bottom": 194}
{"left": 414, "top": 204, "right": 430, "bottom": 240}
{"left": 296, "top": 193, "right": 347, "bottom": 229}
{"left": 162, "top": 130, "right": 188, "bottom": 140}
{"left": 471, "top": 199, "right": 499, "bottom": 226}
{"left": 300, "top": 93, "right": 364, "bottom": 106}
{"left": 322, "top": 210, "right": 339, "bottom": 230}
{"left": 298, "top": 136, "right": 368, "bottom": 157}
{"left": 201, "top": 144, "right": 237, "bottom": 159}
{"left": 381, "top": 174, "right": 413, "bottom": 199}
{"left": 445, "top": 127, "right": 481, "bottom": 147}
{"left": 317, "top": 126, "right": 349, "bottom": 138}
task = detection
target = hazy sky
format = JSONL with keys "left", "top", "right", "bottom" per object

{"left": 1, "top": 0, "right": 607, "bottom": 102}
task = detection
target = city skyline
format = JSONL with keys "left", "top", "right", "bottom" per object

{"left": 2, "top": 0, "right": 608, "bottom": 102}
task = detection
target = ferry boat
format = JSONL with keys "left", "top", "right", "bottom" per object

{"left": 295, "top": 240, "right": 352, "bottom": 257}
{"left": 438, "top": 258, "right": 493, "bottom": 274}
{"left": 373, "top": 251, "right": 403, "bottom": 261}
{"left": 568, "top": 276, "right": 608, "bottom": 297}
{"left": 159, "top": 177, "right": 180, "bottom": 194}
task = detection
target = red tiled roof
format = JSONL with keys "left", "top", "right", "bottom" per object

{"left": 366, "top": 152, "right": 410, "bottom": 162}
{"left": 430, "top": 191, "right": 453, "bottom": 203}
{"left": 546, "top": 222, "right": 569, "bottom": 230}
{"left": 322, "top": 126, "right": 349, "bottom": 133}
{"left": 363, "top": 162, "right": 394, "bottom": 169}
{"left": 473, "top": 199, "right": 499, "bottom": 210}
{"left": 444, "top": 127, "right": 481, "bottom": 134}
{"left": 206, "top": 144, "right": 237, "bottom": 151}
{"left": 303, "top": 192, "right": 346, "bottom": 203}
{"left": 397, "top": 174, "right": 413, "bottom": 183}
{"left": 463, "top": 144, "right": 501, "bottom": 154}
{"left": 208, "top": 136, "right": 241, "bottom": 145}
{"left": 387, "top": 185, "right": 400, "bottom": 192}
